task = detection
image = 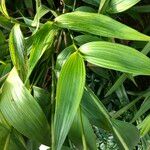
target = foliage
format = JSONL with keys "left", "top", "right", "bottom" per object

{"left": 0, "top": 0, "right": 150, "bottom": 149}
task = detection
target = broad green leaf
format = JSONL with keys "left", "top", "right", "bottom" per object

{"left": 54, "top": 52, "right": 86, "bottom": 150}
{"left": 79, "top": 41, "right": 150, "bottom": 75}
{"left": 107, "top": 0, "right": 140, "bottom": 13}
{"left": 138, "top": 115, "right": 150, "bottom": 136}
{"left": 82, "top": 87, "right": 140, "bottom": 149}
{"left": 28, "top": 21, "right": 58, "bottom": 81}
{"left": 9, "top": 24, "right": 27, "bottom": 82}
{"left": 0, "top": 123, "right": 26, "bottom": 150}
{"left": 0, "top": 68, "right": 51, "bottom": 145}
{"left": 69, "top": 109, "right": 97, "bottom": 150}
{"left": 111, "top": 119, "right": 139, "bottom": 150}
{"left": 55, "top": 11, "right": 150, "bottom": 41}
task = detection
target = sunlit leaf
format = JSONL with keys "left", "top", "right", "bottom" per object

{"left": 55, "top": 11, "right": 150, "bottom": 41}
{"left": 0, "top": 68, "right": 51, "bottom": 145}
{"left": 54, "top": 52, "right": 86, "bottom": 150}
{"left": 79, "top": 41, "right": 150, "bottom": 75}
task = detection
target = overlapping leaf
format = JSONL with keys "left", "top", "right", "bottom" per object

{"left": 79, "top": 41, "right": 150, "bottom": 75}
{"left": 107, "top": 0, "right": 140, "bottom": 13}
{"left": 0, "top": 68, "right": 51, "bottom": 145}
{"left": 28, "top": 21, "right": 58, "bottom": 80}
{"left": 55, "top": 11, "right": 150, "bottom": 41}
{"left": 54, "top": 52, "right": 86, "bottom": 150}
{"left": 81, "top": 87, "right": 139, "bottom": 149}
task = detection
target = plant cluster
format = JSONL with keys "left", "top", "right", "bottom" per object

{"left": 0, "top": 0, "right": 150, "bottom": 150}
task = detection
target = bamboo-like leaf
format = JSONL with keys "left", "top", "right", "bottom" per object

{"left": 54, "top": 52, "right": 86, "bottom": 150}
{"left": 132, "top": 97, "right": 150, "bottom": 122}
{"left": 9, "top": 24, "right": 27, "bottom": 81}
{"left": 138, "top": 115, "right": 150, "bottom": 136}
{"left": 0, "top": 68, "right": 51, "bottom": 145}
{"left": 0, "top": 123, "right": 26, "bottom": 150}
{"left": 79, "top": 41, "right": 150, "bottom": 75}
{"left": 107, "top": 0, "right": 140, "bottom": 13}
{"left": 69, "top": 109, "right": 97, "bottom": 150}
{"left": 55, "top": 11, "right": 150, "bottom": 41}
{"left": 81, "top": 87, "right": 140, "bottom": 149}
{"left": 28, "top": 21, "right": 58, "bottom": 80}
{"left": 0, "top": 0, "right": 9, "bottom": 18}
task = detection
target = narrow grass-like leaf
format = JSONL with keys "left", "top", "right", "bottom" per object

{"left": 0, "top": 68, "right": 51, "bottom": 145}
{"left": 79, "top": 41, "right": 150, "bottom": 75}
{"left": 82, "top": 87, "right": 140, "bottom": 149}
{"left": 138, "top": 115, "right": 150, "bottom": 136}
{"left": 28, "top": 21, "right": 58, "bottom": 80}
{"left": 9, "top": 24, "right": 27, "bottom": 81}
{"left": 55, "top": 11, "right": 150, "bottom": 41}
{"left": 107, "top": 0, "right": 140, "bottom": 13}
{"left": 54, "top": 52, "right": 86, "bottom": 150}
{"left": 132, "top": 97, "right": 150, "bottom": 122}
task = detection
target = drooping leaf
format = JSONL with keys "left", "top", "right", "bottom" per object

{"left": 81, "top": 87, "right": 140, "bottom": 149}
{"left": 107, "top": 0, "right": 140, "bottom": 13}
{"left": 54, "top": 52, "right": 86, "bottom": 150}
{"left": 55, "top": 11, "right": 150, "bottom": 41}
{"left": 0, "top": 0, "right": 9, "bottom": 18}
{"left": 0, "top": 68, "right": 51, "bottom": 145}
{"left": 28, "top": 21, "right": 58, "bottom": 80}
{"left": 79, "top": 41, "right": 150, "bottom": 75}
{"left": 9, "top": 24, "right": 27, "bottom": 81}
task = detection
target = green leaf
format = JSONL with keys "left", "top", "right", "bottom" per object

{"left": 9, "top": 24, "right": 27, "bottom": 82}
{"left": 79, "top": 41, "right": 150, "bottom": 75}
{"left": 0, "top": 16, "right": 13, "bottom": 30}
{"left": 131, "top": 5, "right": 150, "bottom": 13}
{"left": 0, "top": 123, "right": 26, "bottom": 150}
{"left": 0, "top": 68, "right": 51, "bottom": 145}
{"left": 55, "top": 11, "right": 150, "bottom": 41}
{"left": 0, "top": 0, "right": 9, "bottom": 18}
{"left": 54, "top": 52, "right": 86, "bottom": 150}
{"left": 138, "top": 115, "right": 150, "bottom": 136}
{"left": 107, "top": 0, "right": 140, "bottom": 13}
{"left": 82, "top": 87, "right": 140, "bottom": 149}
{"left": 28, "top": 21, "right": 58, "bottom": 81}
{"left": 69, "top": 109, "right": 97, "bottom": 150}
{"left": 55, "top": 45, "right": 75, "bottom": 76}
{"left": 132, "top": 97, "right": 150, "bottom": 122}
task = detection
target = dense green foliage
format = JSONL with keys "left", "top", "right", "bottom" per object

{"left": 0, "top": 0, "right": 150, "bottom": 149}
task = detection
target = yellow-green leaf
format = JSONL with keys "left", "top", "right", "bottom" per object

{"left": 55, "top": 11, "right": 150, "bottom": 41}
{"left": 0, "top": 68, "right": 51, "bottom": 145}
{"left": 79, "top": 41, "right": 150, "bottom": 76}
{"left": 54, "top": 52, "right": 86, "bottom": 150}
